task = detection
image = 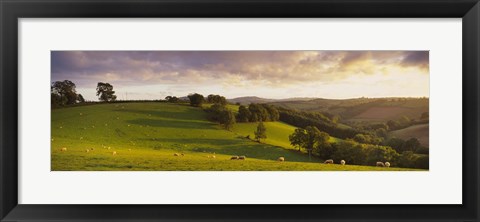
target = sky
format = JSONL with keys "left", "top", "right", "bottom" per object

{"left": 51, "top": 51, "right": 429, "bottom": 101}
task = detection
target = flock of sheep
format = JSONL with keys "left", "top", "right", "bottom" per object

{"left": 60, "top": 145, "right": 121, "bottom": 156}
{"left": 60, "top": 147, "right": 392, "bottom": 167}
{"left": 324, "top": 159, "right": 391, "bottom": 167}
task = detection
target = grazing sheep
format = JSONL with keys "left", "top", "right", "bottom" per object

{"left": 112, "top": 151, "right": 117, "bottom": 155}
{"left": 239, "top": 156, "right": 246, "bottom": 160}
{"left": 107, "top": 147, "right": 111, "bottom": 150}
{"left": 79, "top": 113, "right": 82, "bottom": 116}
{"left": 90, "top": 148, "right": 94, "bottom": 151}
{"left": 385, "top": 162, "right": 391, "bottom": 168}
{"left": 60, "top": 147, "right": 67, "bottom": 152}
{"left": 181, "top": 153, "right": 185, "bottom": 157}
{"left": 324, "top": 159, "right": 334, "bottom": 164}
{"left": 277, "top": 157, "right": 285, "bottom": 162}
{"left": 230, "top": 156, "right": 239, "bottom": 160}
{"left": 211, "top": 155, "right": 216, "bottom": 159}
{"left": 85, "top": 149, "right": 90, "bottom": 153}
{"left": 174, "top": 153, "right": 179, "bottom": 156}
{"left": 376, "top": 162, "right": 385, "bottom": 167}
{"left": 340, "top": 160, "right": 346, "bottom": 165}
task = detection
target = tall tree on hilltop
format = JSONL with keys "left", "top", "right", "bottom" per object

{"left": 51, "top": 80, "right": 80, "bottom": 106}
{"left": 187, "top": 93, "right": 205, "bottom": 107}
{"left": 96, "top": 82, "right": 117, "bottom": 102}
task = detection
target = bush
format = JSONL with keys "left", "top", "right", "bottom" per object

{"left": 414, "top": 155, "right": 429, "bottom": 169}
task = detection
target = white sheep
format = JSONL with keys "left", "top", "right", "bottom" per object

{"left": 376, "top": 162, "right": 385, "bottom": 167}
{"left": 277, "top": 157, "right": 285, "bottom": 162}
{"left": 230, "top": 156, "right": 239, "bottom": 160}
{"left": 324, "top": 159, "right": 334, "bottom": 164}
{"left": 174, "top": 153, "right": 179, "bottom": 156}
{"left": 112, "top": 151, "right": 117, "bottom": 155}
{"left": 60, "top": 147, "right": 67, "bottom": 152}
{"left": 385, "top": 162, "right": 391, "bottom": 167}
{"left": 340, "top": 160, "right": 346, "bottom": 165}
{"left": 239, "top": 156, "right": 246, "bottom": 160}
{"left": 85, "top": 149, "right": 90, "bottom": 153}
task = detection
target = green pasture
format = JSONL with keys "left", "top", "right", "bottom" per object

{"left": 51, "top": 102, "right": 416, "bottom": 171}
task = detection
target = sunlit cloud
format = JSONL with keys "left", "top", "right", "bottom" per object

{"left": 51, "top": 51, "right": 429, "bottom": 100}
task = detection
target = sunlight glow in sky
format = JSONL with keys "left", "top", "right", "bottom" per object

{"left": 51, "top": 51, "right": 429, "bottom": 101}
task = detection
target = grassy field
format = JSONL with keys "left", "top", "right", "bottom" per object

{"left": 232, "top": 122, "right": 342, "bottom": 150}
{"left": 51, "top": 102, "right": 417, "bottom": 171}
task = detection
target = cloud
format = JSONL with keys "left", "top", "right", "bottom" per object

{"left": 51, "top": 51, "right": 429, "bottom": 90}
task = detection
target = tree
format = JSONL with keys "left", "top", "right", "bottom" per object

{"left": 289, "top": 126, "right": 330, "bottom": 160}
{"left": 404, "top": 138, "right": 421, "bottom": 152}
{"left": 254, "top": 122, "right": 267, "bottom": 142}
{"left": 375, "top": 128, "right": 388, "bottom": 138}
{"left": 385, "top": 137, "right": 406, "bottom": 153}
{"left": 96, "top": 82, "right": 117, "bottom": 102}
{"left": 165, "top": 96, "right": 180, "bottom": 103}
{"left": 248, "top": 104, "right": 269, "bottom": 121}
{"left": 289, "top": 128, "right": 307, "bottom": 151}
{"left": 387, "top": 120, "right": 401, "bottom": 131}
{"left": 77, "top": 94, "right": 85, "bottom": 103}
{"left": 397, "top": 151, "right": 417, "bottom": 168}
{"left": 51, "top": 80, "right": 78, "bottom": 106}
{"left": 313, "top": 131, "right": 332, "bottom": 159}
{"left": 353, "top": 134, "right": 368, "bottom": 144}
{"left": 220, "top": 110, "right": 236, "bottom": 130}
{"left": 306, "top": 126, "right": 330, "bottom": 160}
{"left": 237, "top": 105, "right": 251, "bottom": 122}
{"left": 207, "top": 94, "right": 227, "bottom": 105}
{"left": 187, "top": 93, "right": 205, "bottom": 107}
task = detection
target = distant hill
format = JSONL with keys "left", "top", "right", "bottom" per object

{"left": 268, "top": 97, "right": 429, "bottom": 122}
{"left": 389, "top": 124, "right": 429, "bottom": 148}
{"left": 228, "top": 96, "right": 320, "bottom": 105}
{"left": 227, "top": 96, "right": 276, "bottom": 104}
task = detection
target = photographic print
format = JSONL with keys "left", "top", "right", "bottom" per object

{"left": 51, "top": 51, "right": 429, "bottom": 171}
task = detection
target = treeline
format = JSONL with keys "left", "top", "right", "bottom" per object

{"left": 183, "top": 93, "right": 281, "bottom": 130}
{"left": 51, "top": 80, "right": 86, "bottom": 108}
{"left": 51, "top": 80, "right": 117, "bottom": 108}
{"left": 331, "top": 140, "right": 428, "bottom": 169}
{"left": 237, "top": 104, "right": 279, "bottom": 122}
{"left": 278, "top": 107, "right": 361, "bottom": 139}
{"left": 288, "top": 125, "right": 428, "bottom": 169}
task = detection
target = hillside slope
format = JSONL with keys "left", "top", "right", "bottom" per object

{"left": 51, "top": 102, "right": 415, "bottom": 171}
{"left": 389, "top": 124, "right": 429, "bottom": 147}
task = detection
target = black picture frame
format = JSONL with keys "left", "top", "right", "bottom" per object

{"left": 1, "top": 0, "right": 479, "bottom": 221}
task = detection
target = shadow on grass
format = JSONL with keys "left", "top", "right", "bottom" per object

{"left": 115, "top": 106, "right": 207, "bottom": 121}
{"left": 126, "top": 118, "right": 215, "bottom": 130}
{"left": 144, "top": 137, "right": 322, "bottom": 163}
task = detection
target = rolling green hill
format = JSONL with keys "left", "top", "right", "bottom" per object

{"left": 269, "top": 97, "right": 428, "bottom": 123}
{"left": 232, "top": 122, "right": 342, "bottom": 150}
{"left": 51, "top": 102, "right": 416, "bottom": 171}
